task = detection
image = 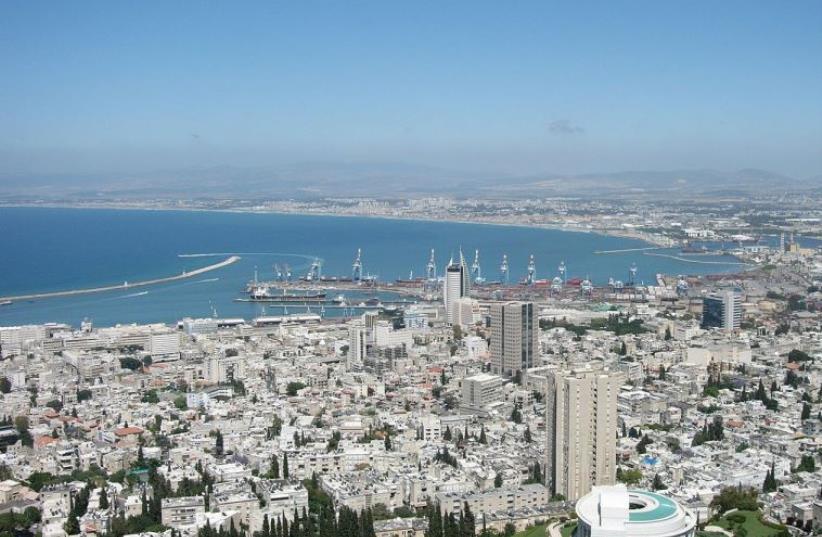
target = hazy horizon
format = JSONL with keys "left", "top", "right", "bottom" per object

{"left": 2, "top": 1, "right": 822, "bottom": 182}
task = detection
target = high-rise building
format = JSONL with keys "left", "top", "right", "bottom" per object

{"left": 545, "top": 368, "right": 622, "bottom": 501}
{"left": 348, "top": 322, "right": 367, "bottom": 369}
{"left": 490, "top": 301, "right": 539, "bottom": 377}
{"left": 701, "top": 291, "right": 742, "bottom": 332}
{"left": 444, "top": 251, "right": 470, "bottom": 324}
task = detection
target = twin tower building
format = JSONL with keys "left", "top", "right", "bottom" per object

{"left": 445, "top": 253, "right": 622, "bottom": 502}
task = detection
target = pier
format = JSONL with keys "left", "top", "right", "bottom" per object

{"left": 0, "top": 256, "right": 241, "bottom": 303}
{"left": 594, "top": 247, "right": 663, "bottom": 254}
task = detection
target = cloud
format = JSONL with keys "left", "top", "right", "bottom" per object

{"left": 547, "top": 119, "right": 585, "bottom": 135}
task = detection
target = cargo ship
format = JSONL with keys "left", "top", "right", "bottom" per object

{"left": 239, "top": 284, "right": 344, "bottom": 304}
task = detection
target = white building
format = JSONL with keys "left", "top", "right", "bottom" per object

{"left": 461, "top": 373, "right": 503, "bottom": 409}
{"left": 574, "top": 486, "right": 696, "bottom": 537}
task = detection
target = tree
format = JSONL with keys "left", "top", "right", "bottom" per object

{"left": 99, "top": 485, "right": 109, "bottom": 509}
{"left": 0, "top": 377, "right": 11, "bottom": 394}
{"left": 460, "top": 502, "right": 475, "bottom": 537}
{"left": 793, "top": 454, "right": 816, "bottom": 473}
{"left": 14, "top": 415, "right": 33, "bottom": 447}
{"left": 509, "top": 406, "right": 522, "bottom": 424}
{"left": 64, "top": 512, "right": 81, "bottom": 535}
{"left": 652, "top": 473, "right": 667, "bottom": 491}
{"left": 802, "top": 402, "right": 812, "bottom": 421}
{"left": 664, "top": 326, "right": 672, "bottom": 341}
{"left": 283, "top": 453, "right": 289, "bottom": 478}
{"left": 636, "top": 434, "right": 653, "bottom": 454}
{"left": 478, "top": 426, "right": 487, "bottom": 445}
{"left": 494, "top": 473, "right": 503, "bottom": 488}
{"left": 286, "top": 382, "right": 306, "bottom": 396}
{"left": 384, "top": 432, "right": 392, "bottom": 451}
{"left": 215, "top": 430, "right": 224, "bottom": 457}
{"left": 763, "top": 461, "right": 778, "bottom": 493}
{"left": 427, "top": 503, "right": 443, "bottom": 537}
{"left": 710, "top": 487, "right": 758, "bottom": 514}
{"left": 269, "top": 455, "right": 280, "bottom": 479}
{"left": 523, "top": 426, "right": 532, "bottom": 443}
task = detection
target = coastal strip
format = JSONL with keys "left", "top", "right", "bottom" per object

{"left": 0, "top": 256, "right": 241, "bottom": 303}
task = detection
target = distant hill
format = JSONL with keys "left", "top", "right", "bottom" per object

{"left": 0, "top": 164, "right": 819, "bottom": 200}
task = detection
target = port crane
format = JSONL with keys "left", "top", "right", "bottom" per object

{"left": 426, "top": 249, "right": 437, "bottom": 281}
{"left": 526, "top": 254, "right": 536, "bottom": 285}
{"left": 306, "top": 258, "right": 322, "bottom": 281}
{"left": 471, "top": 249, "right": 483, "bottom": 283}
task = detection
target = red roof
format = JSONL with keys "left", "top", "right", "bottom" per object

{"left": 35, "top": 436, "right": 59, "bottom": 448}
{"left": 114, "top": 426, "right": 144, "bottom": 437}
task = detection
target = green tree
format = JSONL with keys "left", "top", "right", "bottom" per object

{"left": 283, "top": 453, "right": 289, "bottom": 479}
{"left": 99, "top": 485, "right": 109, "bottom": 510}
{"left": 802, "top": 402, "right": 812, "bottom": 420}
{"left": 286, "top": 382, "right": 306, "bottom": 396}
{"left": 493, "top": 473, "right": 503, "bottom": 488}
{"left": 64, "top": 512, "right": 81, "bottom": 535}
{"left": 215, "top": 430, "right": 224, "bottom": 457}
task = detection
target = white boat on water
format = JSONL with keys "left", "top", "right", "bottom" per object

{"left": 0, "top": 300, "right": 12, "bottom": 307}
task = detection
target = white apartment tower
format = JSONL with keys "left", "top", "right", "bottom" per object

{"left": 490, "top": 301, "right": 539, "bottom": 377}
{"left": 545, "top": 368, "right": 622, "bottom": 502}
{"left": 348, "top": 322, "right": 367, "bottom": 369}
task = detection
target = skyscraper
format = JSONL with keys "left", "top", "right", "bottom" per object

{"left": 444, "top": 251, "right": 470, "bottom": 324}
{"left": 701, "top": 290, "right": 742, "bottom": 332}
{"left": 490, "top": 301, "right": 539, "bottom": 377}
{"left": 347, "top": 322, "right": 367, "bottom": 369}
{"left": 545, "top": 368, "right": 622, "bottom": 502}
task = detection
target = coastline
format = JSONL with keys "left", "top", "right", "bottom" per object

{"left": 0, "top": 201, "right": 675, "bottom": 248}
{"left": 0, "top": 255, "right": 240, "bottom": 303}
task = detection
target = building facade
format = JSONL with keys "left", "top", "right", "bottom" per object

{"left": 490, "top": 301, "right": 538, "bottom": 377}
{"left": 701, "top": 291, "right": 742, "bottom": 332}
{"left": 444, "top": 252, "right": 470, "bottom": 324}
{"left": 545, "top": 368, "right": 622, "bottom": 501}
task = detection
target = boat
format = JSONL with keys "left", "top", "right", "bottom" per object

{"left": 244, "top": 284, "right": 331, "bottom": 302}
{"left": 0, "top": 300, "right": 12, "bottom": 307}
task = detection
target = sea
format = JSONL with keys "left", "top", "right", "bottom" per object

{"left": 0, "top": 207, "right": 764, "bottom": 327}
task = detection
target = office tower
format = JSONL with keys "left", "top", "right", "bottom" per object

{"left": 701, "top": 290, "right": 742, "bottom": 332}
{"left": 444, "top": 251, "right": 470, "bottom": 324}
{"left": 490, "top": 301, "right": 539, "bottom": 377}
{"left": 545, "top": 368, "right": 622, "bottom": 502}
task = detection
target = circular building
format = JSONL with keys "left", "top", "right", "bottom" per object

{"left": 574, "top": 485, "right": 696, "bottom": 537}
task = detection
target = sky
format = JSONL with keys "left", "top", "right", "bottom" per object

{"left": 1, "top": 1, "right": 821, "bottom": 179}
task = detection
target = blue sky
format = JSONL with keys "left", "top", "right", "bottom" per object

{"left": 1, "top": 1, "right": 821, "bottom": 177}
